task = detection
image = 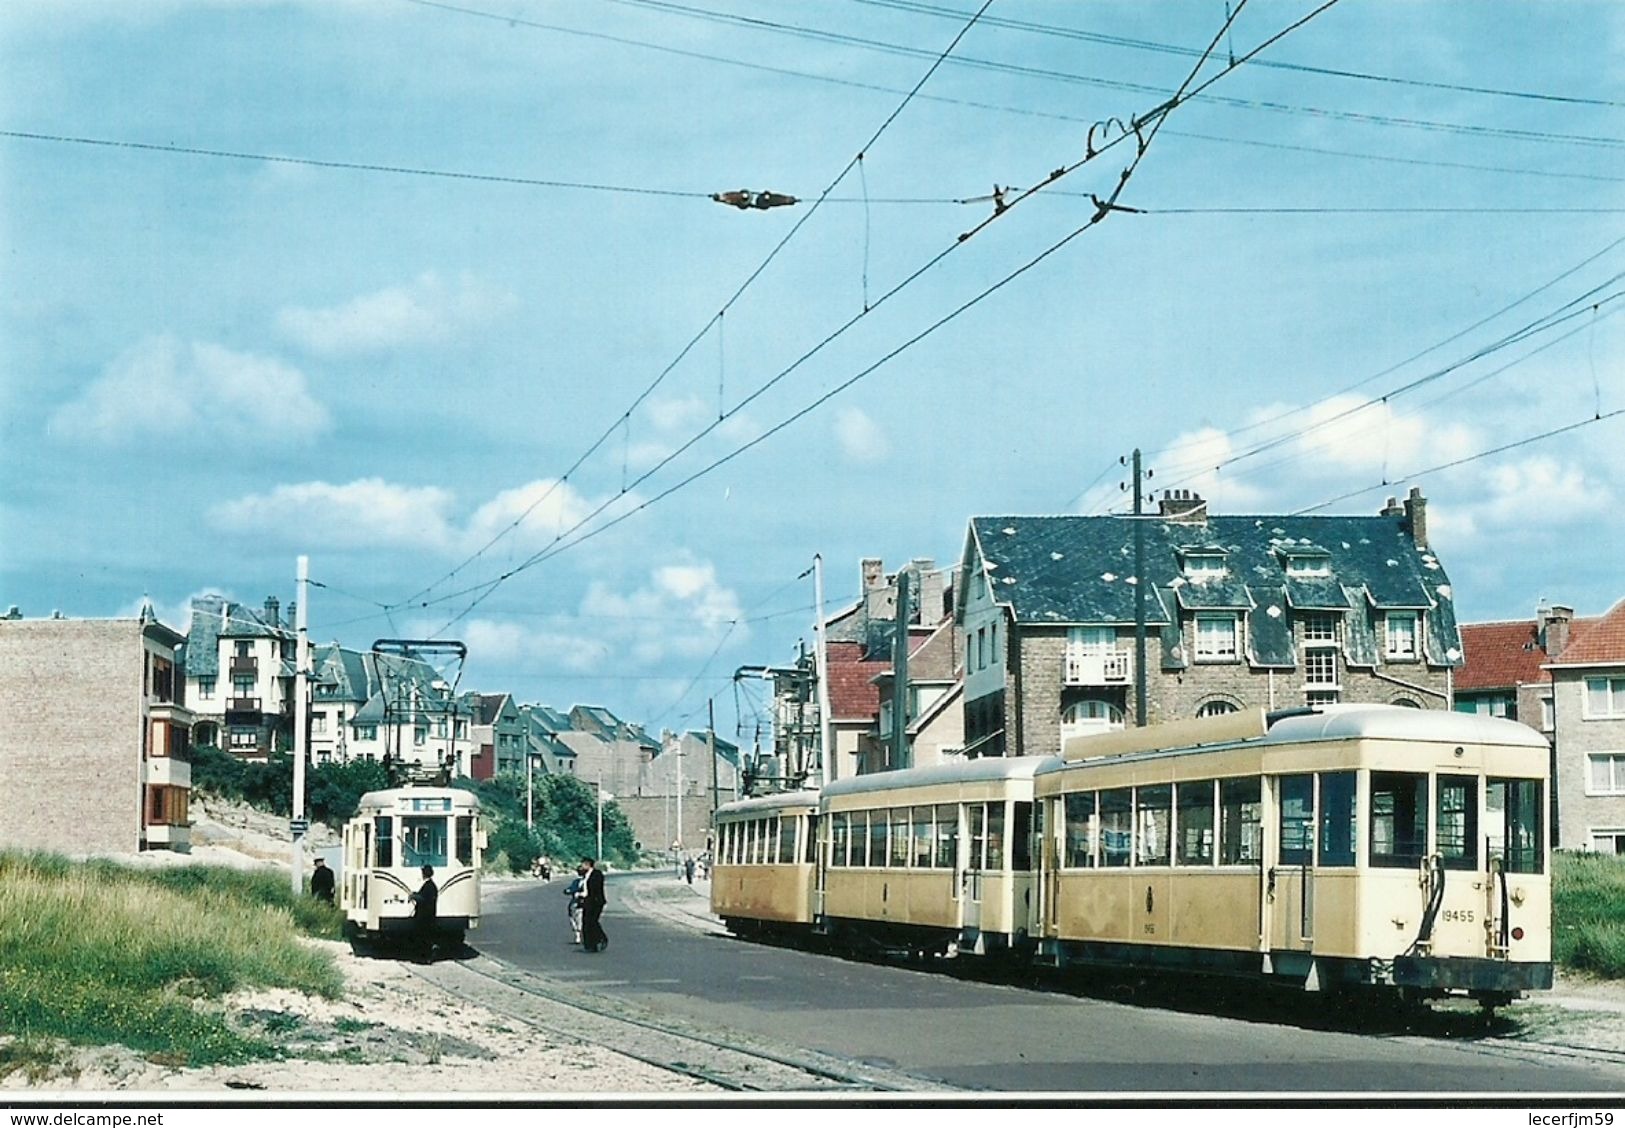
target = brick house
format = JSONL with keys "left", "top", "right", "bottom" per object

{"left": 0, "top": 610, "right": 194, "bottom": 853}
{"left": 1541, "top": 599, "right": 1625, "bottom": 851}
{"left": 958, "top": 488, "right": 1462, "bottom": 759}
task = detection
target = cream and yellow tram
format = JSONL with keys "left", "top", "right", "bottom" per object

{"left": 340, "top": 787, "right": 485, "bottom": 947}
{"left": 1033, "top": 705, "right": 1550, "bottom": 1006}
{"left": 711, "top": 790, "right": 821, "bottom": 935}
{"left": 819, "top": 758, "right": 1057, "bottom": 957}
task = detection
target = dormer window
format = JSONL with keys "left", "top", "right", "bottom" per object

{"left": 1183, "top": 553, "right": 1226, "bottom": 580}
{"left": 1284, "top": 553, "right": 1331, "bottom": 577}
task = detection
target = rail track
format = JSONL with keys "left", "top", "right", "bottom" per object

{"left": 406, "top": 952, "right": 957, "bottom": 1093}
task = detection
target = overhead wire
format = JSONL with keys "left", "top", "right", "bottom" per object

{"left": 420, "top": 0, "right": 1345, "bottom": 631}
{"left": 386, "top": 0, "right": 997, "bottom": 615}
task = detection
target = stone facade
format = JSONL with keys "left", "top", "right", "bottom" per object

{"left": 1543, "top": 599, "right": 1625, "bottom": 851}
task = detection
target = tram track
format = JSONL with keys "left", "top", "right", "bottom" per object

{"left": 404, "top": 952, "right": 956, "bottom": 1093}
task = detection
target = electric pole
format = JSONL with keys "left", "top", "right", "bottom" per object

{"left": 1130, "top": 451, "right": 1149, "bottom": 727}
{"left": 291, "top": 555, "right": 309, "bottom": 898}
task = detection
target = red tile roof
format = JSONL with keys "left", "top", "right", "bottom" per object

{"left": 827, "top": 640, "right": 886, "bottom": 719}
{"left": 1547, "top": 599, "right": 1625, "bottom": 667}
{"left": 1457, "top": 612, "right": 1602, "bottom": 690}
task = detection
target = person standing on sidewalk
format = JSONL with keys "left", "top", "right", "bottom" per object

{"left": 580, "top": 856, "right": 608, "bottom": 952}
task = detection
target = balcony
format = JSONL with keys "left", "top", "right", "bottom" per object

{"left": 1062, "top": 649, "right": 1133, "bottom": 686}
{"left": 225, "top": 697, "right": 262, "bottom": 722}
{"left": 230, "top": 656, "right": 258, "bottom": 674}
{"left": 144, "top": 756, "right": 192, "bottom": 790}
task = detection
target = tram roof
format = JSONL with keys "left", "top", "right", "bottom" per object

{"left": 714, "top": 789, "right": 822, "bottom": 818}
{"left": 1041, "top": 704, "right": 1547, "bottom": 776}
{"left": 355, "top": 786, "right": 482, "bottom": 812}
{"left": 821, "top": 755, "right": 1063, "bottom": 799}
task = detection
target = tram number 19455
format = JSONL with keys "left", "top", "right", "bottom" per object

{"left": 1442, "top": 909, "right": 1475, "bottom": 924}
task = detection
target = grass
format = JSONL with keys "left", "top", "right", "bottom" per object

{"left": 1553, "top": 851, "right": 1625, "bottom": 979}
{"left": 0, "top": 852, "right": 346, "bottom": 1067}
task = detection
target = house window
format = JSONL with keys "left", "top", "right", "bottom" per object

{"left": 1197, "top": 699, "right": 1238, "bottom": 718}
{"left": 456, "top": 719, "right": 468, "bottom": 739}
{"left": 1301, "top": 613, "right": 1337, "bottom": 643}
{"left": 1061, "top": 699, "right": 1125, "bottom": 741}
{"left": 1184, "top": 554, "right": 1226, "bottom": 580}
{"left": 1587, "top": 753, "right": 1625, "bottom": 795}
{"left": 1304, "top": 648, "right": 1338, "bottom": 687}
{"left": 198, "top": 677, "right": 216, "bottom": 699}
{"left": 1585, "top": 677, "right": 1625, "bottom": 719}
{"left": 232, "top": 673, "right": 255, "bottom": 695}
{"left": 1385, "top": 612, "right": 1419, "bottom": 660}
{"left": 1194, "top": 614, "right": 1239, "bottom": 662}
{"left": 312, "top": 714, "right": 326, "bottom": 734}
{"left": 1285, "top": 554, "right": 1330, "bottom": 577}
{"left": 1456, "top": 694, "right": 1515, "bottom": 720}
{"left": 1541, "top": 696, "right": 1555, "bottom": 732}
{"left": 357, "top": 724, "right": 377, "bottom": 741}
{"left": 235, "top": 641, "right": 251, "bottom": 657}
{"left": 1590, "top": 831, "right": 1625, "bottom": 855}
{"left": 229, "top": 728, "right": 257, "bottom": 749}
{"left": 414, "top": 727, "right": 427, "bottom": 746}
{"left": 977, "top": 627, "right": 986, "bottom": 670}
{"left": 1306, "top": 690, "right": 1340, "bottom": 707}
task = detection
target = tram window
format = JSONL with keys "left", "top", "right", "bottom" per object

{"left": 1013, "top": 802, "right": 1033, "bottom": 871}
{"left": 851, "top": 812, "right": 869, "bottom": 866}
{"left": 912, "top": 807, "right": 933, "bottom": 868}
{"left": 1371, "top": 772, "right": 1429, "bottom": 869}
{"left": 1100, "top": 788, "right": 1132, "bottom": 868}
{"left": 1220, "top": 778, "right": 1261, "bottom": 865}
{"left": 806, "top": 815, "right": 819, "bottom": 864}
{"left": 1176, "top": 781, "right": 1215, "bottom": 866}
{"left": 987, "top": 802, "right": 1007, "bottom": 871}
{"left": 831, "top": 814, "right": 849, "bottom": 867}
{"left": 890, "top": 809, "right": 911, "bottom": 868}
{"left": 1437, "top": 775, "right": 1478, "bottom": 871}
{"left": 1279, "top": 775, "right": 1314, "bottom": 866}
{"left": 1488, "top": 778, "right": 1543, "bottom": 874}
{"left": 780, "top": 815, "right": 798, "bottom": 865}
{"left": 456, "top": 816, "right": 474, "bottom": 866}
{"left": 1318, "top": 771, "right": 1357, "bottom": 867}
{"left": 969, "top": 805, "right": 986, "bottom": 872}
{"left": 764, "top": 816, "right": 777, "bottom": 864}
{"left": 1136, "top": 785, "right": 1172, "bottom": 866}
{"left": 869, "top": 810, "right": 888, "bottom": 868}
{"left": 402, "top": 816, "right": 448, "bottom": 868}
{"left": 934, "top": 804, "right": 958, "bottom": 869}
{"left": 375, "top": 815, "right": 394, "bottom": 868}
{"left": 1065, "top": 792, "right": 1098, "bottom": 868}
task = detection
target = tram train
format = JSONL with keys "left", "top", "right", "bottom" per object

{"left": 340, "top": 786, "right": 486, "bottom": 948}
{"left": 711, "top": 704, "right": 1551, "bottom": 1009}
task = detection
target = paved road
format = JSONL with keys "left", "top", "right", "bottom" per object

{"left": 473, "top": 872, "right": 1622, "bottom": 1093}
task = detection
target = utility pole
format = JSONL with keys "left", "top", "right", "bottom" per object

{"left": 812, "top": 554, "right": 834, "bottom": 786}
{"left": 675, "top": 736, "right": 684, "bottom": 854}
{"left": 708, "top": 698, "right": 719, "bottom": 817}
{"left": 1131, "top": 450, "right": 1149, "bottom": 727}
{"left": 891, "top": 566, "right": 912, "bottom": 770}
{"left": 291, "top": 555, "right": 309, "bottom": 898}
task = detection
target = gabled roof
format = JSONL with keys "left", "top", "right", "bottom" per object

{"left": 963, "top": 511, "right": 1461, "bottom": 667}
{"left": 827, "top": 639, "right": 886, "bottom": 720}
{"left": 1545, "top": 599, "right": 1625, "bottom": 669}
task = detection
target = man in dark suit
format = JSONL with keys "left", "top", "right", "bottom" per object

{"left": 409, "top": 864, "right": 439, "bottom": 962}
{"left": 580, "top": 856, "right": 608, "bottom": 952}
{"left": 310, "top": 857, "right": 335, "bottom": 903}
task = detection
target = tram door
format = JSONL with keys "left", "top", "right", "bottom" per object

{"left": 1268, "top": 775, "right": 1315, "bottom": 953}
{"left": 812, "top": 814, "right": 827, "bottom": 919}
{"left": 961, "top": 803, "right": 984, "bottom": 931}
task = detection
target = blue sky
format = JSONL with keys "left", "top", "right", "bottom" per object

{"left": 2, "top": 0, "right": 1621, "bottom": 744}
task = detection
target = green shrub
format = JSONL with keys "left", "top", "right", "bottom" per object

{"left": 1553, "top": 851, "right": 1625, "bottom": 978}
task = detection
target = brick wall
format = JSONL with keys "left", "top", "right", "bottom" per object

{"left": 1552, "top": 672, "right": 1625, "bottom": 850}
{"left": 0, "top": 619, "right": 144, "bottom": 853}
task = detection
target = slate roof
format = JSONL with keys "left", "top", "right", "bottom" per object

{"left": 965, "top": 511, "right": 1461, "bottom": 668}
{"left": 1545, "top": 599, "right": 1625, "bottom": 668}
{"left": 181, "top": 595, "right": 293, "bottom": 679}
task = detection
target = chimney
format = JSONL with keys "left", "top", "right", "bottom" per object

{"left": 1402, "top": 486, "right": 1428, "bottom": 550}
{"left": 1539, "top": 603, "right": 1575, "bottom": 658}
{"left": 2, "top": 606, "right": 19, "bottom": 620}
{"left": 862, "top": 558, "right": 894, "bottom": 621}
{"left": 860, "top": 558, "right": 884, "bottom": 593}
{"left": 1380, "top": 495, "right": 1404, "bottom": 518}
{"left": 264, "top": 596, "right": 280, "bottom": 628}
{"left": 911, "top": 558, "right": 942, "bottom": 625}
{"left": 1158, "top": 488, "right": 1207, "bottom": 522}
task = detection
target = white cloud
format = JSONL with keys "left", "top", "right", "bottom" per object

{"left": 207, "top": 476, "right": 626, "bottom": 558}
{"left": 48, "top": 336, "right": 329, "bottom": 446}
{"left": 581, "top": 557, "right": 744, "bottom": 665}
{"left": 833, "top": 406, "right": 889, "bottom": 464}
{"left": 277, "top": 271, "right": 518, "bottom": 356}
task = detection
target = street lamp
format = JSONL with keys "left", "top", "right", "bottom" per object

{"left": 596, "top": 778, "right": 614, "bottom": 863}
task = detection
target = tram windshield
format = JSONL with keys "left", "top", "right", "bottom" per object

{"left": 1488, "top": 778, "right": 1544, "bottom": 874}
{"left": 402, "top": 815, "right": 449, "bottom": 868}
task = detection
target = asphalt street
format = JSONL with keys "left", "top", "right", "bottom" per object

{"left": 472, "top": 871, "right": 1621, "bottom": 1094}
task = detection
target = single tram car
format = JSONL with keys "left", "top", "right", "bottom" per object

{"left": 1034, "top": 705, "right": 1550, "bottom": 1007}
{"left": 818, "top": 757, "right": 1056, "bottom": 958}
{"left": 340, "top": 787, "right": 486, "bottom": 948}
{"left": 711, "top": 790, "right": 821, "bottom": 937}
